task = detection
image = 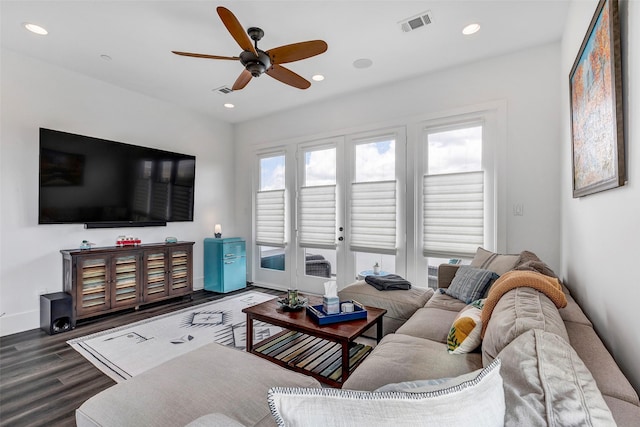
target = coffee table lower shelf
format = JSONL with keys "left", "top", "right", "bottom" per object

{"left": 251, "top": 329, "right": 372, "bottom": 388}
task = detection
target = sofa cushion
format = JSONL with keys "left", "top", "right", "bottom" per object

{"left": 342, "top": 333, "right": 483, "bottom": 391}
{"left": 447, "top": 299, "right": 485, "bottom": 354}
{"left": 498, "top": 329, "right": 616, "bottom": 426}
{"left": 482, "top": 287, "right": 569, "bottom": 366}
{"left": 268, "top": 359, "right": 504, "bottom": 427}
{"left": 424, "top": 291, "right": 468, "bottom": 312}
{"left": 75, "top": 343, "right": 321, "bottom": 427}
{"left": 470, "top": 247, "right": 520, "bottom": 275}
{"left": 558, "top": 292, "right": 592, "bottom": 326}
{"left": 564, "top": 321, "right": 640, "bottom": 406}
{"left": 395, "top": 307, "right": 459, "bottom": 343}
{"left": 443, "top": 266, "right": 498, "bottom": 304}
{"left": 338, "top": 281, "right": 434, "bottom": 336}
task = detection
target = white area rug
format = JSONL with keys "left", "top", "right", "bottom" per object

{"left": 68, "top": 291, "right": 280, "bottom": 382}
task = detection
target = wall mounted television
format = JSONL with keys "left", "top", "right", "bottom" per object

{"left": 39, "top": 128, "right": 196, "bottom": 228}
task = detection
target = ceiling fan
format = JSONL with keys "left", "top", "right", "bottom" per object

{"left": 172, "top": 6, "right": 328, "bottom": 91}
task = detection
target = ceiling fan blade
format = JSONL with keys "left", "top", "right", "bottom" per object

{"left": 172, "top": 51, "right": 239, "bottom": 61}
{"left": 216, "top": 6, "right": 258, "bottom": 57}
{"left": 232, "top": 70, "right": 253, "bottom": 91}
{"left": 267, "top": 40, "right": 328, "bottom": 64}
{"left": 266, "top": 64, "right": 311, "bottom": 89}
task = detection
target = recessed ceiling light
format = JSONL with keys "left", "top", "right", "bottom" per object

{"left": 23, "top": 22, "right": 48, "bottom": 35}
{"left": 224, "top": 103, "right": 235, "bottom": 109}
{"left": 312, "top": 74, "right": 325, "bottom": 82}
{"left": 353, "top": 58, "right": 373, "bottom": 69}
{"left": 462, "top": 23, "right": 481, "bottom": 35}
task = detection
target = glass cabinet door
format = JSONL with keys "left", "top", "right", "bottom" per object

{"left": 111, "top": 254, "right": 140, "bottom": 308}
{"left": 170, "top": 249, "right": 189, "bottom": 293}
{"left": 144, "top": 250, "right": 169, "bottom": 301}
{"left": 77, "top": 256, "right": 110, "bottom": 315}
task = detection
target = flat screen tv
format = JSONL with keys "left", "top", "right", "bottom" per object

{"left": 39, "top": 128, "right": 196, "bottom": 228}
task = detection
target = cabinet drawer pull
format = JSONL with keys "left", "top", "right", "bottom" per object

{"left": 224, "top": 253, "right": 236, "bottom": 257}
{"left": 224, "top": 261, "right": 235, "bottom": 264}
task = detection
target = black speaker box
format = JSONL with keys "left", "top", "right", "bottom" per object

{"left": 40, "top": 292, "right": 75, "bottom": 335}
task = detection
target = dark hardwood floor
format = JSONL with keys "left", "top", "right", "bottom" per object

{"left": 0, "top": 286, "right": 281, "bottom": 427}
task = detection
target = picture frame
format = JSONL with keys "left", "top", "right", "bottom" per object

{"left": 569, "top": 0, "right": 625, "bottom": 198}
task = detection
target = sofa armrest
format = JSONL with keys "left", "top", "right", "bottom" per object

{"left": 437, "top": 264, "right": 460, "bottom": 289}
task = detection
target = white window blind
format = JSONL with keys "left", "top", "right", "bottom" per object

{"left": 298, "top": 185, "right": 336, "bottom": 249}
{"left": 256, "top": 189, "right": 286, "bottom": 247}
{"left": 350, "top": 180, "right": 397, "bottom": 254}
{"left": 423, "top": 171, "right": 484, "bottom": 258}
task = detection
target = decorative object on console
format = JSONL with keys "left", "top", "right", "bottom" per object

{"left": 214, "top": 224, "right": 222, "bottom": 238}
{"left": 116, "top": 235, "right": 141, "bottom": 246}
{"left": 569, "top": 0, "right": 625, "bottom": 198}
{"left": 79, "top": 240, "right": 94, "bottom": 250}
{"left": 165, "top": 236, "right": 178, "bottom": 243}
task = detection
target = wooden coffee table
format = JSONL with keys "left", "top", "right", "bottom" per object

{"left": 242, "top": 295, "right": 386, "bottom": 387}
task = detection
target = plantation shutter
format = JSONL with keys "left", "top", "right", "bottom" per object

{"left": 256, "top": 189, "right": 286, "bottom": 247}
{"left": 299, "top": 185, "right": 336, "bottom": 249}
{"left": 350, "top": 180, "right": 397, "bottom": 254}
{"left": 423, "top": 171, "right": 484, "bottom": 258}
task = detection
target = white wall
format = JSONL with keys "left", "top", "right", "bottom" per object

{"left": 234, "top": 43, "right": 562, "bottom": 284}
{"left": 561, "top": 0, "right": 639, "bottom": 392}
{"left": 0, "top": 49, "right": 234, "bottom": 336}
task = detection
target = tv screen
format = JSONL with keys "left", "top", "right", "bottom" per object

{"left": 39, "top": 128, "right": 196, "bottom": 227}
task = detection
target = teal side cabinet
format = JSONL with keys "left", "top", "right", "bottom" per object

{"left": 204, "top": 238, "right": 247, "bottom": 293}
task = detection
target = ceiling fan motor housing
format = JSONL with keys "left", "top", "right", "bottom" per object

{"left": 240, "top": 50, "right": 272, "bottom": 77}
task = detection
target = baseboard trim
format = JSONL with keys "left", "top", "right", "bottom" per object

{"left": 1, "top": 309, "right": 39, "bottom": 337}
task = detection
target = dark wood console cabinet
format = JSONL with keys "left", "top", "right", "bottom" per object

{"left": 61, "top": 241, "right": 194, "bottom": 321}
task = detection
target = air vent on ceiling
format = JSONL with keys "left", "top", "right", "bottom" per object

{"left": 213, "top": 86, "right": 233, "bottom": 95}
{"left": 399, "top": 10, "right": 433, "bottom": 32}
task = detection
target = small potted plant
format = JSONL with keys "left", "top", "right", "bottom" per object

{"left": 373, "top": 262, "right": 380, "bottom": 275}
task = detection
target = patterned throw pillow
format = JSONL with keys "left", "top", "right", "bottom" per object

{"left": 444, "top": 266, "right": 499, "bottom": 303}
{"left": 448, "top": 299, "right": 485, "bottom": 354}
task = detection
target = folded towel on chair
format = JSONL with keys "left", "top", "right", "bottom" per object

{"left": 365, "top": 274, "right": 411, "bottom": 291}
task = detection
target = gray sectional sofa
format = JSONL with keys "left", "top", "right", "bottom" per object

{"left": 340, "top": 251, "right": 640, "bottom": 426}
{"left": 77, "top": 249, "right": 640, "bottom": 426}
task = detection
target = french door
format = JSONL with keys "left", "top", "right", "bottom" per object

{"left": 294, "top": 128, "right": 406, "bottom": 294}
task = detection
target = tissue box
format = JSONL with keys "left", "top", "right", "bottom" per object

{"left": 322, "top": 296, "right": 340, "bottom": 315}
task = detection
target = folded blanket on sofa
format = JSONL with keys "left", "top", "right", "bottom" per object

{"left": 481, "top": 270, "right": 567, "bottom": 337}
{"left": 365, "top": 274, "right": 411, "bottom": 291}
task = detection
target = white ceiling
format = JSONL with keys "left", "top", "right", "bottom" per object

{"left": 1, "top": 1, "right": 570, "bottom": 124}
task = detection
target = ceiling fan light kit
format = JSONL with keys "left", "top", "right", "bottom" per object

{"left": 172, "top": 7, "right": 327, "bottom": 91}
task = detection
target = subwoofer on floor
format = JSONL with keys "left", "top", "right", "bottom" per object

{"left": 40, "top": 292, "right": 75, "bottom": 335}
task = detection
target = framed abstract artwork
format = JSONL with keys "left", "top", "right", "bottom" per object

{"left": 569, "top": 0, "right": 625, "bottom": 198}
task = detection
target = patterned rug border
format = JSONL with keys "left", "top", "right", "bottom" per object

{"left": 66, "top": 290, "right": 280, "bottom": 383}
{"left": 67, "top": 290, "right": 274, "bottom": 345}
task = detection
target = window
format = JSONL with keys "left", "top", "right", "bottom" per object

{"left": 422, "top": 123, "right": 485, "bottom": 287}
{"left": 299, "top": 146, "right": 337, "bottom": 278}
{"left": 350, "top": 136, "right": 397, "bottom": 258}
{"left": 257, "top": 154, "right": 286, "bottom": 271}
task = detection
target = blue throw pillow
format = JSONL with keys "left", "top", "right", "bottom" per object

{"left": 443, "top": 266, "right": 499, "bottom": 303}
